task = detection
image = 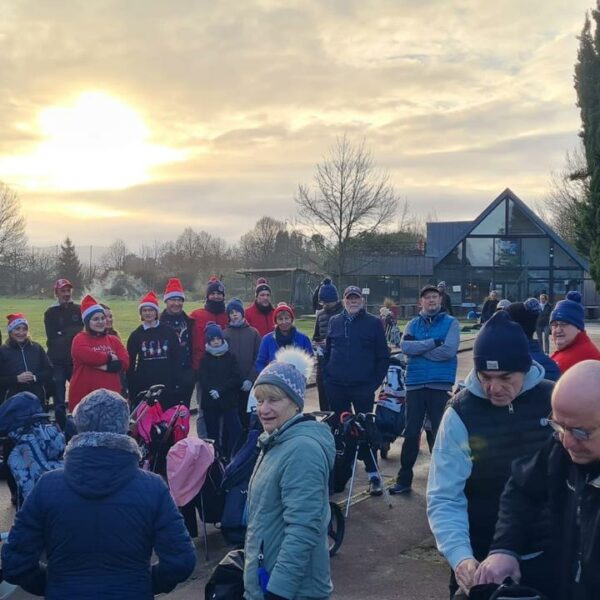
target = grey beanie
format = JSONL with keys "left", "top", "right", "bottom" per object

{"left": 74, "top": 389, "right": 130, "bottom": 434}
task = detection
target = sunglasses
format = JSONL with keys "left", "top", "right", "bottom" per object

{"left": 545, "top": 417, "right": 594, "bottom": 442}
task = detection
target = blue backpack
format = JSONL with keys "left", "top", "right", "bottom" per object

{"left": 220, "top": 429, "right": 261, "bottom": 544}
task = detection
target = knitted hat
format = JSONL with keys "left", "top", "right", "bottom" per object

{"left": 318, "top": 278, "right": 339, "bottom": 303}
{"left": 139, "top": 291, "right": 160, "bottom": 314}
{"left": 6, "top": 313, "right": 28, "bottom": 333}
{"left": 226, "top": 297, "right": 245, "bottom": 317}
{"left": 255, "top": 277, "right": 271, "bottom": 296}
{"left": 497, "top": 299, "right": 511, "bottom": 310}
{"left": 343, "top": 285, "right": 362, "bottom": 299}
{"left": 273, "top": 302, "right": 294, "bottom": 324}
{"left": 420, "top": 284, "right": 441, "bottom": 298}
{"left": 73, "top": 388, "right": 129, "bottom": 434}
{"left": 505, "top": 298, "right": 541, "bottom": 339}
{"left": 254, "top": 347, "right": 313, "bottom": 410}
{"left": 206, "top": 276, "right": 225, "bottom": 298}
{"left": 54, "top": 278, "right": 73, "bottom": 292}
{"left": 550, "top": 291, "right": 585, "bottom": 331}
{"left": 204, "top": 321, "right": 224, "bottom": 343}
{"left": 80, "top": 294, "right": 104, "bottom": 324}
{"left": 473, "top": 310, "right": 532, "bottom": 373}
{"left": 163, "top": 278, "right": 185, "bottom": 302}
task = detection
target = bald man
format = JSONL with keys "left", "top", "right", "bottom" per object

{"left": 476, "top": 359, "right": 600, "bottom": 599}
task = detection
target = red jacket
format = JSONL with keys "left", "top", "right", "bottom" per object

{"left": 551, "top": 330, "right": 600, "bottom": 374}
{"left": 190, "top": 308, "right": 229, "bottom": 370}
{"left": 245, "top": 303, "right": 275, "bottom": 339}
{"left": 69, "top": 331, "right": 130, "bottom": 412}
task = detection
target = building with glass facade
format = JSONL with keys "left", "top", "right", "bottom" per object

{"left": 429, "top": 188, "right": 590, "bottom": 309}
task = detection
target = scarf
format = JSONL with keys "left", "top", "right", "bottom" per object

{"left": 275, "top": 326, "right": 296, "bottom": 348}
{"left": 205, "top": 299, "right": 225, "bottom": 315}
{"left": 228, "top": 318, "right": 248, "bottom": 329}
{"left": 205, "top": 340, "right": 230, "bottom": 356}
{"left": 256, "top": 301, "right": 273, "bottom": 315}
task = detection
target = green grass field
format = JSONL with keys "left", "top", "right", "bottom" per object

{"left": 0, "top": 297, "right": 319, "bottom": 348}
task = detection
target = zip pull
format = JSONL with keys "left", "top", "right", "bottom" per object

{"left": 508, "top": 402, "right": 514, "bottom": 415}
{"left": 575, "top": 559, "right": 582, "bottom": 583}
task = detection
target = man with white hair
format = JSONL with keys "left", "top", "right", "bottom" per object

{"left": 475, "top": 359, "right": 600, "bottom": 599}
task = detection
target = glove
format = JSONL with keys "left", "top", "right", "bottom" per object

{"left": 402, "top": 334, "right": 415, "bottom": 341}
{"left": 241, "top": 379, "right": 253, "bottom": 392}
{"left": 106, "top": 359, "right": 122, "bottom": 373}
{"left": 434, "top": 339, "right": 444, "bottom": 347}
{"left": 209, "top": 389, "right": 220, "bottom": 400}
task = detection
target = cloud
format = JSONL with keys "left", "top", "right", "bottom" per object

{"left": 0, "top": 0, "right": 591, "bottom": 246}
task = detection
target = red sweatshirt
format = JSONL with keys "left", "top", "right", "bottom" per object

{"left": 190, "top": 308, "right": 229, "bottom": 370}
{"left": 69, "top": 331, "right": 130, "bottom": 412}
{"left": 245, "top": 303, "right": 275, "bottom": 339}
{"left": 551, "top": 330, "right": 600, "bottom": 374}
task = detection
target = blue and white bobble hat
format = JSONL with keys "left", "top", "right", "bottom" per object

{"left": 254, "top": 347, "right": 314, "bottom": 410}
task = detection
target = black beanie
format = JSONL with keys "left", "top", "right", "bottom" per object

{"left": 473, "top": 310, "right": 532, "bottom": 373}
{"left": 505, "top": 298, "right": 541, "bottom": 339}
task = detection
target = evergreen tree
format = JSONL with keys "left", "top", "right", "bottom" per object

{"left": 574, "top": 8, "right": 600, "bottom": 285}
{"left": 56, "top": 237, "right": 83, "bottom": 289}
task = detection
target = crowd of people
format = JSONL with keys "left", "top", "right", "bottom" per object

{"left": 0, "top": 275, "right": 599, "bottom": 598}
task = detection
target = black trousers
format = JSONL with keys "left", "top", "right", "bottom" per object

{"left": 397, "top": 387, "right": 448, "bottom": 486}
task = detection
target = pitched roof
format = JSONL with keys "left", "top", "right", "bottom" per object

{"left": 430, "top": 188, "right": 589, "bottom": 270}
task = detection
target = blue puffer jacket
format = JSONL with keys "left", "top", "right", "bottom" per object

{"left": 401, "top": 311, "right": 459, "bottom": 387}
{"left": 1, "top": 433, "right": 196, "bottom": 599}
{"left": 255, "top": 328, "right": 314, "bottom": 374}
{"left": 528, "top": 339, "right": 560, "bottom": 382}
{"left": 323, "top": 309, "right": 389, "bottom": 389}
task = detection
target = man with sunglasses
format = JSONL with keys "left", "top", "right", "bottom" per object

{"left": 427, "top": 310, "right": 554, "bottom": 598}
{"left": 477, "top": 359, "right": 600, "bottom": 599}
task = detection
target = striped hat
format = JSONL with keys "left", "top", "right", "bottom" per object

{"left": 80, "top": 295, "right": 104, "bottom": 324}
{"left": 139, "top": 291, "right": 160, "bottom": 314}
{"left": 6, "top": 313, "right": 28, "bottom": 333}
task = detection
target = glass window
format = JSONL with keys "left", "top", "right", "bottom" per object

{"left": 465, "top": 238, "right": 494, "bottom": 266}
{"left": 507, "top": 200, "right": 543, "bottom": 234}
{"left": 438, "top": 243, "right": 463, "bottom": 267}
{"left": 495, "top": 238, "right": 520, "bottom": 267}
{"left": 522, "top": 238, "right": 550, "bottom": 266}
{"left": 553, "top": 245, "right": 579, "bottom": 268}
{"left": 470, "top": 201, "right": 506, "bottom": 235}
{"left": 463, "top": 268, "right": 495, "bottom": 303}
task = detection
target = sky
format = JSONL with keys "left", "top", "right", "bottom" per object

{"left": 0, "top": 0, "right": 592, "bottom": 248}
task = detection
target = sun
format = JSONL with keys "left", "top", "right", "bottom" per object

{"left": 0, "top": 91, "right": 185, "bottom": 191}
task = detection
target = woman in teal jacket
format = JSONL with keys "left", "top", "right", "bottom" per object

{"left": 245, "top": 347, "right": 335, "bottom": 600}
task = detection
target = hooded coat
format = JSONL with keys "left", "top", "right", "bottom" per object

{"left": 1, "top": 432, "right": 195, "bottom": 599}
{"left": 244, "top": 415, "right": 335, "bottom": 600}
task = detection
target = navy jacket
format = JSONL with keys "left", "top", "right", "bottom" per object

{"left": 1, "top": 435, "right": 195, "bottom": 599}
{"left": 323, "top": 309, "right": 389, "bottom": 389}
{"left": 529, "top": 339, "right": 560, "bottom": 382}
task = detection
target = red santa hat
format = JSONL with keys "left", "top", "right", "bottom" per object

{"left": 139, "top": 291, "right": 160, "bottom": 314}
{"left": 273, "top": 302, "right": 294, "bottom": 324}
{"left": 80, "top": 295, "right": 104, "bottom": 323}
{"left": 6, "top": 313, "right": 28, "bottom": 333}
{"left": 163, "top": 278, "right": 185, "bottom": 302}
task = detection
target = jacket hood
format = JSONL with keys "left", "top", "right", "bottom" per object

{"left": 259, "top": 414, "right": 335, "bottom": 471}
{"left": 464, "top": 360, "right": 546, "bottom": 400}
{"left": 64, "top": 432, "right": 141, "bottom": 499}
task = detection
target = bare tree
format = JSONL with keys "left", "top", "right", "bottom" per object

{"left": 101, "top": 239, "right": 130, "bottom": 272}
{"left": 239, "top": 216, "right": 287, "bottom": 267}
{"left": 537, "top": 145, "right": 588, "bottom": 248}
{"left": 0, "top": 182, "right": 27, "bottom": 264}
{"left": 295, "top": 136, "right": 398, "bottom": 279}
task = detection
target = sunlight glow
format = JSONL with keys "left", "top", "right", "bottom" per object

{"left": 0, "top": 91, "right": 186, "bottom": 191}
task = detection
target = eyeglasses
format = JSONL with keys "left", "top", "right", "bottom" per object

{"left": 544, "top": 418, "right": 595, "bottom": 442}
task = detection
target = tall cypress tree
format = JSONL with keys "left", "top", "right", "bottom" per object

{"left": 575, "top": 8, "right": 600, "bottom": 286}
{"left": 56, "top": 237, "right": 83, "bottom": 289}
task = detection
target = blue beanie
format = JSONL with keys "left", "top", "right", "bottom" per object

{"left": 254, "top": 347, "right": 313, "bottom": 410}
{"left": 318, "top": 278, "right": 339, "bottom": 303}
{"left": 206, "top": 276, "right": 225, "bottom": 298}
{"left": 226, "top": 297, "right": 245, "bottom": 317}
{"left": 474, "top": 310, "right": 532, "bottom": 373}
{"left": 550, "top": 291, "right": 585, "bottom": 331}
{"left": 204, "top": 321, "right": 224, "bottom": 343}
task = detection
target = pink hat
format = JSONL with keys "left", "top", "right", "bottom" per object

{"left": 167, "top": 438, "right": 215, "bottom": 507}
